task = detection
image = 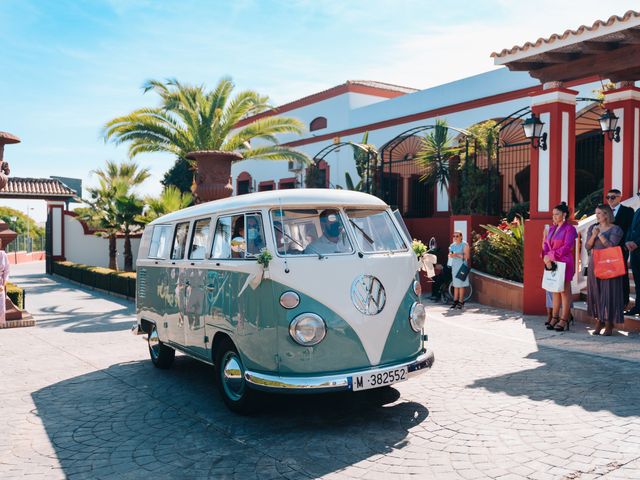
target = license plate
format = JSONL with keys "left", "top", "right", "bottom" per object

{"left": 351, "top": 366, "right": 408, "bottom": 391}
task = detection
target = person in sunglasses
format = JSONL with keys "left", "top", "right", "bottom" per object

{"left": 448, "top": 231, "right": 470, "bottom": 309}
{"left": 606, "top": 189, "right": 634, "bottom": 309}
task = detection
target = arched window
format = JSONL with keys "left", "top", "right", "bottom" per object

{"left": 310, "top": 117, "right": 328, "bottom": 132}
{"left": 236, "top": 171, "right": 252, "bottom": 195}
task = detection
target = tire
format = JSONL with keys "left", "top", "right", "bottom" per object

{"left": 215, "top": 338, "right": 259, "bottom": 414}
{"left": 148, "top": 324, "right": 175, "bottom": 369}
{"left": 447, "top": 282, "right": 473, "bottom": 302}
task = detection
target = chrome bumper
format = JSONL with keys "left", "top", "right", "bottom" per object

{"left": 244, "top": 349, "right": 434, "bottom": 393}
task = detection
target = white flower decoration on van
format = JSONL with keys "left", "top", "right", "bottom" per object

{"left": 289, "top": 313, "right": 326, "bottom": 346}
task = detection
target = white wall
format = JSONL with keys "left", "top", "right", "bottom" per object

{"left": 63, "top": 214, "right": 141, "bottom": 271}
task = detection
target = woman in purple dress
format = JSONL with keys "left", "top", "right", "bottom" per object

{"left": 585, "top": 204, "right": 625, "bottom": 336}
{"left": 542, "top": 202, "right": 577, "bottom": 331}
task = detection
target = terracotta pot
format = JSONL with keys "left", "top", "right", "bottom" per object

{"left": 186, "top": 150, "right": 243, "bottom": 203}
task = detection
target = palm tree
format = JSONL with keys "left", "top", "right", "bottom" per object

{"left": 138, "top": 186, "right": 193, "bottom": 224}
{"left": 83, "top": 161, "right": 150, "bottom": 271}
{"left": 103, "top": 77, "right": 309, "bottom": 192}
{"left": 416, "top": 119, "right": 462, "bottom": 211}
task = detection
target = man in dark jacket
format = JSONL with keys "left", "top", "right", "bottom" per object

{"left": 624, "top": 196, "right": 640, "bottom": 315}
{"left": 608, "top": 189, "right": 634, "bottom": 307}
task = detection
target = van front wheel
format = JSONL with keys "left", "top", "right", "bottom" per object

{"left": 148, "top": 324, "right": 175, "bottom": 369}
{"left": 215, "top": 339, "right": 258, "bottom": 414}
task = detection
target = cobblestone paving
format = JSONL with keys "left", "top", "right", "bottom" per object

{"left": 1, "top": 262, "right": 639, "bottom": 479}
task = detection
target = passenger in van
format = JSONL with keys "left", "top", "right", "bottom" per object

{"left": 307, "top": 209, "right": 350, "bottom": 254}
{"left": 231, "top": 217, "right": 246, "bottom": 258}
{"left": 246, "top": 215, "right": 265, "bottom": 255}
{"left": 274, "top": 221, "right": 303, "bottom": 255}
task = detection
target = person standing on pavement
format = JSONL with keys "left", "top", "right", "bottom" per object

{"left": 448, "top": 231, "right": 470, "bottom": 310}
{"left": 586, "top": 204, "right": 625, "bottom": 335}
{"left": 607, "top": 189, "right": 634, "bottom": 308}
{"left": 625, "top": 201, "right": 640, "bottom": 316}
{"left": 0, "top": 239, "right": 9, "bottom": 325}
{"left": 542, "top": 202, "right": 577, "bottom": 331}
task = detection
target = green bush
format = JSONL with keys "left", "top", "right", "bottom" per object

{"left": 53, "top": 261, "right": 136, "bottom": 299}
{"left": 472, "top": 217, "right": 524, "bottom": 282}
{"left": 506, "top": 202, "right": 529, "bottom": 222}
{"left": 6, "top": 282, "right": 24, "bottom": 310}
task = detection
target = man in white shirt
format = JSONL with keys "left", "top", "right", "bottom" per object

{"left": 307, "top": 210, "right": 350, "bottom": 255}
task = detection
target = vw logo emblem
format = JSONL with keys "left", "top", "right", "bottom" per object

{"left": 351, "top": 275, "right": 386, "bottom": 315}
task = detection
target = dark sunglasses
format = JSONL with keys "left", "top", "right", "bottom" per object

{"left": 606, "top": 195, "right": 619, "bottom": 200}
{"left": 453, "top": 234, "right": 462, "bottom": 237}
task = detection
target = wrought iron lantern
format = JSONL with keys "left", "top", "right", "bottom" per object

{"left": 599, "top": 109, "right": 621, "bottom": 142}
{"left": 521, "top": 113, "right": 547, "bottom": 150}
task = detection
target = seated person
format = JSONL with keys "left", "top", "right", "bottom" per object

{"left": 307, "top": 209, "right": 350, "bottom": 255}
{"left": 246, "top": 215, "right": 265, "bottom": 255}
{"left": 273, "top": 221, "right": 303, "bottom": 255}
{"left": 231, "top": 217, "right": 246, "bottom": 258}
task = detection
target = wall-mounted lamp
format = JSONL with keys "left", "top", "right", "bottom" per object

{"left": 521, "top": 113, "right": 547, "bottom": 151}
{"left": 599, "top": 109, "right": 621, "bottom": 142}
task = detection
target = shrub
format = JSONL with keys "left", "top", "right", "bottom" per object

{"left": 506, "top": 202, "right": 529, "bottom": 222}
{"left": 53, "top": 261, "right": 136, "bottom": 299}
{"left": 6, "top": 282, "right": 24, "bottom": 310}
{"left": 472, "top": 217, "right": 524, "bottom": 282}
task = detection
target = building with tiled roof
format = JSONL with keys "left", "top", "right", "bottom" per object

{"left": 0, "top": 177, "right": 78, "bottom": 200}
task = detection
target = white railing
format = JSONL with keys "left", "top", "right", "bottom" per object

{"left": 572, "top": 194, "right": 640, "bottom": 294}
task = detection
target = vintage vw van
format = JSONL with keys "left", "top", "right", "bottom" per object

{"left": 135, "top": 189, "right": 434, "bottom": 413}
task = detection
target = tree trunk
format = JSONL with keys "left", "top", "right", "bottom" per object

{"left": 108, "top": 235, "right": 117, "bottom": 271}
{"left": 124, "top": 228, "right": 133, "bottom": 272}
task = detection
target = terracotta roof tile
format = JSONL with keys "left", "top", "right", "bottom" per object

{"left": 491, "top": 10, "right": 640, "bottom": 59}
{"left": 0, "top": 132, "right": 21, "bottom": 145}
{"left": 0, "top": 177, "right": 77, "bottom": 197}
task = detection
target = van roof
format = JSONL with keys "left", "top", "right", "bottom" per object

{"left": 150, "top": 188, "right": 389, "bottom": 225}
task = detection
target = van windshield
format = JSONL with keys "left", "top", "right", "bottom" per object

{"left": 270, "top": 209, "right": 353, "bottom": 256}
{"left": 345, "top": 209, "right": 408, "bottom": 253}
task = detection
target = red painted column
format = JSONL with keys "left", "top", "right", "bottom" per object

{"left": 603, "top": 85, "right": 640, "bottom": 200}
{"left": 523, "top": 87, "right": 577, "bottom": 314}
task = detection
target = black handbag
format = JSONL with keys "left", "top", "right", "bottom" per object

{"left": 455, "top": 263, "right": 470, "bottom": 281}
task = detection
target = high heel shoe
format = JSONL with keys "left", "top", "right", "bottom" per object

{"left": 456, "top": 301, "right": 465, "bottom": 309}
{"left": 449, "top": 301, "right": 459, "bottom": 309}
{"left": 592, "top": 320, "right": 604, "bottom": 335}
{"left": 546, "top": 316, "right": 559, "bottom": 330}
{"left": 603, "top": 323, "right": 613, "bottom": 336}
{"left": 554, "top": 316, "right": 571, "bottom": 332}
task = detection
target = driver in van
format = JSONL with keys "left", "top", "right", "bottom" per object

{"left": 307, "top": 209, "right": 350, "bottom": 254}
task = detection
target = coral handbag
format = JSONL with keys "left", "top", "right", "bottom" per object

{"left": 593, "top": 246, "right": 626, "bottom": 279}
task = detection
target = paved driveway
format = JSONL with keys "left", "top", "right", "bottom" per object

{"left": 1, "top": 262, "right": 639, "bottom": 479}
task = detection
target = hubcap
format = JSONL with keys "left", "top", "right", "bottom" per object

{"left": 148, "top": 327, "right": 160, "bottom": 360}
{"left": 221, "top": 352, "right": 245, "bottom": 401}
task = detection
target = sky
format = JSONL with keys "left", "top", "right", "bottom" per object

{"left": 1, "top": 0, "right": 639, "bottom": 222}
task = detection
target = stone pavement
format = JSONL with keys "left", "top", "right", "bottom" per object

{"left": 0, "top": 261, "right": 639, "bottom": 479}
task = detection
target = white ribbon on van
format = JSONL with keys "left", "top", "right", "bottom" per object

{"left": 238, "top": 268, "right": 264, "bottom": 297}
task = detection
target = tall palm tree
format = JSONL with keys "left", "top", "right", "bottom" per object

{"left": 103, "top": 77, "right": 309, "bottom": 191}
{"left": 416, "top": 119, "right": 462, "bottom": 211}
{"left": 138, "top": 186, "right": 193, "bottom": 224}
{"left": 83, "top": 161, "right": 150, "bottom": 271}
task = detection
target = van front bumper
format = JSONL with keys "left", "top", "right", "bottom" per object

{"left": 244, "top": 349, "right": 434, "bottom": 393}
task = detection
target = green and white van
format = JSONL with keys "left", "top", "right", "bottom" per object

{"left": 134, "top": 189, "right": 434, "bottom": 413}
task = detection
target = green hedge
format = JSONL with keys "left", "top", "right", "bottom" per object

{"left": 52, "top": 261, "right": 136, "bottom": 299}
{"left": 6, "top": 282, "right": 24, "bottom": 310}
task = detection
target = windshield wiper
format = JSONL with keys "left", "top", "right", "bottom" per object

{"left": 349, "top": 219, "right": 375, "bottom": 246}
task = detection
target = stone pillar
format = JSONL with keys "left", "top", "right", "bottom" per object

{"left": 523, "top": 86, "right": 577, "bottom": 314}
{"left": 603, "top": 84, "right": 640, "bottom": 199}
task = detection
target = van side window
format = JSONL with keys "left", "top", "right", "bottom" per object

{"left": 148, "top": 225, "right": 172, "bottom": 259}
{"left": 211, "top": 216, "right": 233, "bottom": 259}
{"left": 189, "top": 218, "right": 211, "bottom": 260}
{"left": 171, "top": 222, "right": 190, "bottom": 260}
{"left": 211, "top": 213, "right": 264, "bottom": 259}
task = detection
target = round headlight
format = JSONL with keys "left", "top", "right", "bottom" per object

{"left": 289, "top": 313, "right": 326, "bottom": 346}
{"left": 279, "top": 291, "right": 300, "bottom": 309}
{"left": 413, "top": 280, "right": 422, "bottom": 296}
{"left": 409, "top": 302, "right": 426, "bottom": 332}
